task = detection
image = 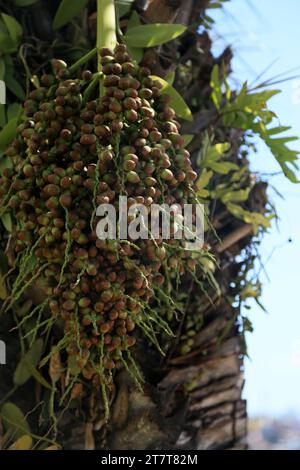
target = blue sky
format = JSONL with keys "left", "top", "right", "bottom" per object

{"left": 210, "top": 0, "right": 300, "bottom": 418}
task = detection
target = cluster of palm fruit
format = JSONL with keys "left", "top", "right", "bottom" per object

{"left": 0, "top": 44, "right": 198, "bottom": 384}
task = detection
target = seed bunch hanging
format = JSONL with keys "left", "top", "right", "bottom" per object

{"left": 0, "top": 43, "right": 200, "bottom": 397}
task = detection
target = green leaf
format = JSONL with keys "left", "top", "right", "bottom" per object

{"left": 14, "top": 0, "right": 39, "bottom": 5}
{"left": 0, "top": 105, "right": 6, "bottom": 128}
{"left": 165, "top": 71, "right": 175, "bottom": 85}
{"left": 24, "top": 359, "right": 52, "bottom": 390}
{"left": 0, "top": 248, "right": 8, "bottom": 274}
{"left": 226, "top": 202, "right": 271, "bottom": 231}
{"left": 14, "top": 339, "right": 44, "bottom": 386}
{"left": 7, "top": 103, "right": 22, "bottom": 121}
{"left": 53, "top": 0, "right": 87, "bottom": 29}
{"left": 196, "top": 169, "right": 213, "bottom": 198}
{"left": 151, "top": 75, "right": 192, "bottom": 121}
{"left": 266, "top": 126, "right": 291, "bottom": 136}
{"left": 0, "top": 156, "right": 13, "bottom": 172}
{"left": 0, "top": 403, "right": 31, "bottom": 440}
{"left": 0, "top": 116, "right": 18, "bottom": 152}
{"left": 182, "top": 134, "right": 194, "bottom": 147}
{"left": 1, "top": 213, "right": 12, "bottom": 232}
{"left": 0, "top": 247, "right": 8, "bottom": 300}
{"left": 210, "top": 64, "right": 222, "bottom": 110}
{"left": 202, "top": 141, "right": 231, "bottom": 166}
{"left": 115, "top": 0, "right": 134, "bottom": 19}
{"left": 124, "top": 23, "right": 186, "bottom": 48}
{"left": 0, "top": 58, "right": 5, "bottom": 80}
{"left": 5, "top": 66, "right": 26, "bottom": 100}
{"left": 221, "top": 188, "right": 251, "bottom": 203}
{"left": 123, "top": 39, "right": 144, "bottom": 64}
{"left": 207, "top": 160, "right": 239, "bottom": 174}
{"left": 1, "top": 13, "right": 22, "bottom": 45}
{"left": 127, "top": 10, "right": 141, "bottom": 29}
{"left": 116, "top": 3, "right": 132, "bottom": 19}
{"left": 196, "top": 169, "right": 213, "bottom": 191}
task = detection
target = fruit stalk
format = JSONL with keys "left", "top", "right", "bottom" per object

{"left": 97, "top": 0, "right": 117, "bottom": 94}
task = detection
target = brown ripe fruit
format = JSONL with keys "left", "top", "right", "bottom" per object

{"left": 125, "top": 109, "right": 138, "bottom": 122}
{"left": 123, "top": 97, "right": 138, "bottom": 110}
{"left": 113, "top": 89, "right": 125, "bottom": 100}
{"left": 126, "top": 171, "right": 140, "bottom": 184}
{"left": 125, "top": 88, "right": 139, "bottom": 98}
{"left": 23, "top": 164, "right": 34, "bottom": 178}
{"left": 63, "top": 300, "right": 75, "bottom": 311}
{"left": 104, "top": 75, "right": 120, "bottom": 86}
{"left": 59, "top": 193, "right": 72, "bottom": 207}
{"left": 78, "top": 297, "right": 91, "bottom": 308}
{"left": 111, "top": 63, "right": 122, "bottom": 74}
{"left": 71, "top": 227, "right": 81, "bottom": 240}
{"left": 94, "top": 125, "right": 110, "bottom": 138}
{"left": 119, "top": 77, "right": 131, "bottom": 89}
{"left": 101, "top": 289, "right": 114, "bottom": 303}
{"left": 103, "top": 358, "right": 115, "bottom": 370}
{"left": 95, "top": 301, "right": 105, "bottom": 313}
{"left": 82, "top": 70, "right": 93, "bottom": 81}
{"left": 124, "top": 160, "right": 136, "bottom": 171}
{"left": 44, "top": 184, "right": 60, "bottom": 196}
{"left": 186, "top": 170, "right": 198, "bottom": 182}
{"left": 100, "top": 323, "right": 111, "bottom": 334}
{"left": 122, "top": 62, "right": 136, "bottom": 74}
{"left": 80, "top": 134, "right": 97, "bottom": 146}
{"left": 81, "top": 123, "right": 93, "bottom": 134}
{"left": 126, "top": 336, "right": 136, "bottom": 348}
{"left": 140, "top": 107, "right": 155, "bottom": 118}
{"left": 145, "top": 176, "right": 157, "bottom": 187}
{"left": 126, "top": 318, "right": 136, "bottom": 332}
{"left": 144, "top": 163, "right": 155, "bottom": 175}
{"left": 100, "top": 47, "right": 113, "bottom": 57}
{"left": 150, "top": 130, "right": 162, "bottom": 142}
{"left": 60, "top": 176, "right": 72, "bottom": 188}
{"left": 111, "top": 120, "right": 123, "bottom": 132}
{"left": 52, "top": 59, "right": 67, "bottom": 71}
{"left": 101, "top": 55, "right": 115, "bottom": 65}
{"left": 60, "top": 129, "right": 72, "bottom": 140}
{"left": 100, "top": 149, "right": 114, "bottom": 163}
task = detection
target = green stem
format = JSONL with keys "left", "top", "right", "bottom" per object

{"left": 82, "top": 72, "right": 102, "bottom": 106}
{"left": 69, "top": 48, "right": 98, "bottom": 73}
{"left": 97, "top": 0, "right": 117, "bottom": 94}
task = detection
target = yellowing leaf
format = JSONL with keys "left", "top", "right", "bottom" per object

{"left": 151, "top": 75, "right": 192, "bottom": 121}
{"left": 124, "top": 24, "right": 186, "bottom": 48}
{"left": 8, "top": 434, "right": 33, "bottom": 450}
